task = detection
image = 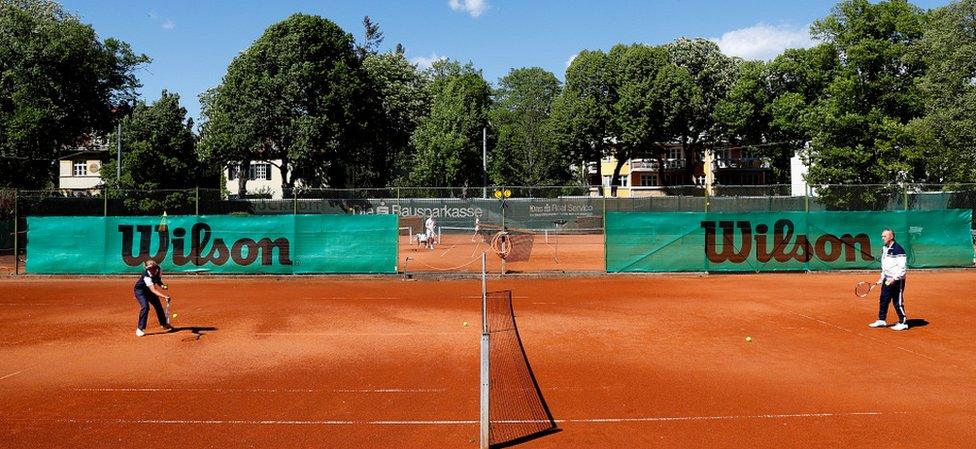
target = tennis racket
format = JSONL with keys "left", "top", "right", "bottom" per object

{"left": 165, "top": 296, "right": 174, "bottom": 322}
{"left": 854, "top": 281, "right": 877, "bottom": 298}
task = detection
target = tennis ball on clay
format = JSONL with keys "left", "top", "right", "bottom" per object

{"left": 463, "top": 321, "right": 469, "bottom": 327}
{"left": 745, "top": 336, "right": 752, "bottom": 342}
{"left": 172, "top": 313, "right": 179, "bottom": 318}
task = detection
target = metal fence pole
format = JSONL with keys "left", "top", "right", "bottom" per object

{"left": 103, "top": 185, "right": 108, "bottom": 216}
{"left": 804, "top": 184, "right": 810, "bottom": 213}
{"left": 13, "top": 188, "right": 18, "bottom": 275}
{"left": 195, "top": 186, "right": 200, "bottom": 216}
{"left": 903, "top": 184, "right": 909, "bottom": 211}
{"left": 293, "top": 188, "right": 298, "bottom": 215}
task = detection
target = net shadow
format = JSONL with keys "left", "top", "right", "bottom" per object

{"left": 485, "top": 290, "right": 558, "bottom": 447}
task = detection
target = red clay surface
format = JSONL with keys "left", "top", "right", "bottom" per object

{"left": 1, "top": 271, "right": 974, "bottom": 449}
{"left": 400, "top": 232, "right": 604, "bottom": 273}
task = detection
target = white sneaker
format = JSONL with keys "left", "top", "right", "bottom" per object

{"left": 891, "top": 323, "right": 909, "bottom": 331}
{"left": 135, "top": 328, "right": 145, "bottom": 337}
{"left": 868, "top": 320, "right": 887, "bottom": 328}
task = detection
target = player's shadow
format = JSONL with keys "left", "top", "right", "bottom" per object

{"left": 147, "top": 326, "right": 218, "bottom": 340}
{"left": 906, "top": 319, "right": 929, "bottom": 328}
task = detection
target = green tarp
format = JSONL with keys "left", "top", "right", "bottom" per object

{"left": 26, "top": 215, "right": 397, "bottom": 274}
{"left": 607, "top": 210, "right": 973, "bottom": 272}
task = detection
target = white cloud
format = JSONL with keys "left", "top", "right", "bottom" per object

{"left": 449, "top": 0, "right": 489, "bottom": 18}
{"left": 410, "top": 53, "right": 446, "bottom": 69}
{"left": 565, "top": 53, "right": 578, "bottom": 68}
{"left": 711, "top": 23, "right": 815, "bottom": 61}
{"left": 161, "top": 19, "right": 175, "bottom": 30}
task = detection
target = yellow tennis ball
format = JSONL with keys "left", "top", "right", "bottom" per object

{"left": 172, "top": 313, "right": 179, "bottom": 318}
{"left": 463, "top": 321, "right": 469, "bottom": 327}
{"left": 745, "top": 336, "right": 752, "bottom": 342}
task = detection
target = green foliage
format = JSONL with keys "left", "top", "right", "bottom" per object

{"left": 908, "top": 0, "right": 976, "bottom": 183}
{"left": 0, "top": 0, "right": 148, "bottom": 188}
{"left": 488, "top": 67, "right": 568, "bottom": 185}
{"left": 550, "top": 50, "right": 617, "bottom": 185}
{"left": 363, "top": 51, "right": 431, "bottom": 183}
{"left": 805, "top": 0, "right": 926, "bottom": 191}
{"left": 100, "top": 91, "right": 205, "bottom": 214}
{"left": 198, "top": 13, "right": 371, "bottom": 195}
{"left": 406, "top": 60, "right": 490, "bottom": 187}
{"left": 553, "top": 40, "right": 735, "bottom": 187}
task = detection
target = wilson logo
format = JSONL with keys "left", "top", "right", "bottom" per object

{"left": 701, "top": 219, "right": 873, "bottom": 264}
{"left": 118, "top": 222, "right": 293, "bottom": 267}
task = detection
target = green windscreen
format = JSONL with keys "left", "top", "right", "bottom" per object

{"left": 26, "top": 214, "right": 397, "bottom": 274}
{"left": 606, "top": 210, "right": 973, "bottom": 272}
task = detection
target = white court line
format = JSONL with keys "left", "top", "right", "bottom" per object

{"left": 254, "top": 332, "right": 468, "bottom": 337}
{"left": 300, "top": 297, "right": 399, "bottom": 301}
{"left": 0, "top": 411, "right": 910, "bottom": 426}
{"left": 790, "top": 312, "right": 950, "bottom": 365}
{"left": 0, "top": 371, "right": 23, "bottom": 380}
{"left": 75, "top": 388, "right": 447, "bottom": 393}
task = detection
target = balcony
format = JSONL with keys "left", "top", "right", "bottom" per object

{"left": 629, "top": 158, "right": 687, "bottom": 171}
{"left": 714, "top": 157, "right": 768, "bottom": 169}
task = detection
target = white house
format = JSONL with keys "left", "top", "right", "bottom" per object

{"left": 225, "top": 160, "right": 300, "bottom": 199}
{"left": 58, "top": 149, "right": 110, "bottom": 193}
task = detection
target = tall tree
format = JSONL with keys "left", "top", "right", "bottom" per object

{"left": 406, "top": 60, "right": 491, "bottom": 188}
{"left": 712, "top": 45, "right": 840, "bottom": 184}
{"left": 197, "top": 14, "right": 371, "bottom": 196}
{"left": 909, "top": 0, "right": 976, "bottom": 183}
{"left": 488, "top": 67, "right": 566, "bottom": 185}
{"left": 804, "top": 0, "right": 926, "bottom": 198}
{"left": 100, "top": 91, "right": 209, "bottom": 212}
{"left": 0, "top": 0, "right": 147, "bottom": 188}
{"left": 663, "top": 38, "right": 738, "bottom": 184}
{"left": 101, "top": 91, "right": 203, "bottom": 190}
{"left": 551, "top": 50, "right": 617, "bottom": 189}
{"left": 611, "top": 43, "right": 691, "bottom": 187}
{"left": 362, "top": 50, "right": 431, "bottom": 184}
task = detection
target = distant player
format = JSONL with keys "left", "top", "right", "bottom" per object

{"left": 868, "top": 228, "right": 909, "bottom": 331}
{"left": 134, "top": 260, "right": 174, "bottom": 337}
{"left": 425, "top": 215, "right": 437, "bottom": 250}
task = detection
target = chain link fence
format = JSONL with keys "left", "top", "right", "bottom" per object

{"left": 4, "top": 183, "right": 974, "bottom": 274}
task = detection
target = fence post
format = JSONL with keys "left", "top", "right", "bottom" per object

{"left": 903, "top": 184, "right": 909, "bottom": 211}
{"left": 195, "top": 186, "right": 200, "bottom": 216}
{"left": 293, "top": 188, "right": 298, "bottom": 215}
{"left": 704, "top": 185, "right": 710, "bottom": 212}
{"left": 103, "top": 185, "right": 108, "bottom": 216}
{"left": 13, "top": 188, "right": 18, "bottom": 275}
{"left": 804, "top": 184, "right": 810, "bottom": 213}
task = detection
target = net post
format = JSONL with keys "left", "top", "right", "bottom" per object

{"left": 479, "top": 251, "right": 490, "bottom": 449}
{"left": 482, "top": 252, "right": 487, "bottom": 331}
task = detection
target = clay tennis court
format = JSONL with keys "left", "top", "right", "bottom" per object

{"left": 400, "top": 230, "right": 605, "bottom": 273}
{"left": 1, "top": 271, "right": 974, "bottom": 449}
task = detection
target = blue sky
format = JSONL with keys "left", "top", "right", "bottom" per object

{"left": 61, "top": 0, "right": 952, "bottom": 126}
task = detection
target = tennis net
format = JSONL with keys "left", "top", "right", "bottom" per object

{"left": 480, "top": 259, "right": 556, "bottom": 448}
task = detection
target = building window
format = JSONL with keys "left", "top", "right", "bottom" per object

{"left": 249, "top": 163, "right": 271, "bottom": 180}
{"left": 601, "top": 175, "right": 612, "bottom": 187}
{"left": 229, "top": 162, "right": 273, "bottom": 181}
{"left": 620, "top": 176, "right": 629, "bottom": 187}
{"left": 73, "top": 160, "right": 87, "bottom": 176}
{"left": 639, "top": 174, "right": 658, "bottom": 186}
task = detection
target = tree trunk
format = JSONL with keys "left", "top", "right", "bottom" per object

{"left": 279, "top": 157, "right": 291, "bottom": 198}
{"left": 611, "top": 156, "right": 626, "bottom": 196}
{"left": 655, "top": 146, "right": 667, "bottom": 188}
{"left": 237, "top": 160, "right": 249, "bottom": 198}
